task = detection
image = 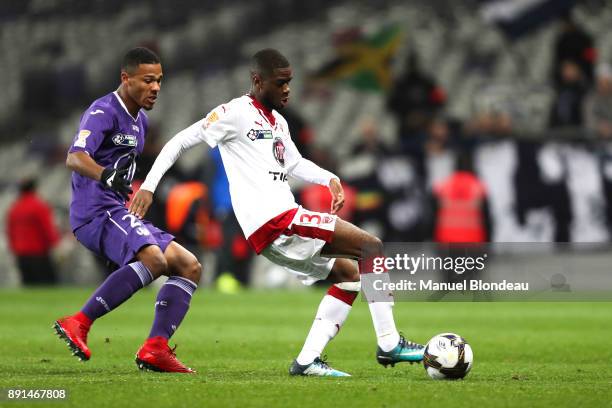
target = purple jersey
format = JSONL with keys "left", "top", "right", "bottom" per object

{"left": 68, "top": 91, "right": 148, "bottom": 231}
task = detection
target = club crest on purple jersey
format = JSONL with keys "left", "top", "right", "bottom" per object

{"left": 272, "top": 137, "right": 285, "bottom": 167}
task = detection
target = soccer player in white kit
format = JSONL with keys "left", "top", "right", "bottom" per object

{"left": 129, "top": 49, "right": 424, "bottom": 376}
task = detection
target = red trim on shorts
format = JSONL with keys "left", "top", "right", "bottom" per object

{"left": 327, "top": 285, "right": 358, "bottom": 305}
{"left": 284, "top": 224, "right": 334, "bottom": 243}
{"left": 247, "top": 207, "right": 299, "bottom": 254}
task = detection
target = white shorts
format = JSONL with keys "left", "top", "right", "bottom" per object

{"left": 261, "top": 206, "right": 337, "bottom": 285}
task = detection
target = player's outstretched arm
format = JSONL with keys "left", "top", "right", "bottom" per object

{"left": 131, "top": 119, "right": 208, "bottom": 218}
{"left": 66, "top": 151, "right": 104, "bottom": 181}
{"left": 284, "top": 141, "right": 342, "bottom": 213}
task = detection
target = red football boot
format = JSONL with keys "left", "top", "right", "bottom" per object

{"left": 135, "top": 337, "right": 195, "bottom": 373}
{"left": 53, "top": 314, "right": 92, "bottom": 361}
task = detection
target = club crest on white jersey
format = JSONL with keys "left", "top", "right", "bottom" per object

{"left": 273, "top": 137, "right": 286, "bottom": 167}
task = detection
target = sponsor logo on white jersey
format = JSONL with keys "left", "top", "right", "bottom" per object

{"left": 247, "top": 129, "right": 273, "bottom": 141}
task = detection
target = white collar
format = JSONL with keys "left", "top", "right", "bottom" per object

{"left": 113, "top": 90, "right": 140, "bottom": 122}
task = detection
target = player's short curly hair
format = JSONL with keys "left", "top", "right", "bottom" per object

{"left": 251, "top": 49, "right": 289, "bottom": 78}
{"left": 121, "top": 47, "right": 160, "bottom": 74}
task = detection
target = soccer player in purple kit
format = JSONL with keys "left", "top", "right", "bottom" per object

{"left": 53, "top": 47, "right": 201, "bottom": 373}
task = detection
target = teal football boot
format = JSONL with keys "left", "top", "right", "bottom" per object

{"left": 376, "top": 335, "right": 425, "bottom": 367}
{"left": 289, "top": 357, "right": 351, "bottom": 377}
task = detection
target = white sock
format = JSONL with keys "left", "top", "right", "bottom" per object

{"left": 365, "top": 272, "right": 400, "bottom": 352}
{"left": 368, "top": 300, "right": 400, "bottom": 352}
{"left": 296, "top": 295, "right": 352, "bottom": 365}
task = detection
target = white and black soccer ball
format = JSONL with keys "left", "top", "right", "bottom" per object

{"left": 423, "top": 333, "right": 473, "bottom": 380}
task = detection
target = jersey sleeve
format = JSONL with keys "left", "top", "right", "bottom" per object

{"left": 140, "top": 119, "right": 208, "bottom": 192}
{"left": 140, "top": 103, "right": 238, "bottom": 193}
{"left": 68, "top": 107, "right": 114, "bottom": 156}
{"left": 198, "top": 103, "right": 238, "bottom": 148}
{"left": 283, "top": 130, "right": 338, "bottom": 186}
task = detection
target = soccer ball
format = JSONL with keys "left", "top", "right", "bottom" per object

{"left": 423, "top": 333, "right": 473, "bottom": 380}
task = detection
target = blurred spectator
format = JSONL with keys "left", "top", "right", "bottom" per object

{"left": 464, "top": 110, "right": 513, "bottom": 138}
{"left": 6, "top": 178, "right": 61, "bottom": 285}
{"left": 431, "top": 152, "right": 490, "bottom": 243}
{"left": 347, "top": 119, "right": 428, "bottom": 241}
{"left": 549, "top": 60, "right": 589, "bottom": 128}
{"left": 381, "top": 155, "right": 427, "bottom": 241}
{"left": 347, "top": 119, "right": 390, "bottom": 237}
{"left": 552, "top": 11, "right": 596, "bottom": 88}
{"left": 351, "top": 117, "right": 391, "bottom": 157}
{"left": 424, "top": 117, "right": 452, "bottom": 156}
{"left": 428, "top": 151, "right": 490, "bottom": 301}
{"left": 584, "top": 63, "right": 612, "bottom": 139}
{"left": 423, "top": 116, "right": 458, "bottom": 193}
{"left": 387, "top": 52, "right": 446, "bottom": 154}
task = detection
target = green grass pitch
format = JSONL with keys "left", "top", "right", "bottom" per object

{"left": 0, "top": 288, "right": 611, "bottom": 407}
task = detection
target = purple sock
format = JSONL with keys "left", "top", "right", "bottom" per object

{"left": 148, "top": 276, "right": 197, "bottom": 339}
{"left": 81, "top": 261, "right": 153, "bottom": 321}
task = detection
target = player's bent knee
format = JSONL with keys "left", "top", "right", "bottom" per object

{"left": 174, "top": 254, "right": 202, "bottom": 284}
{"left": 343, "top": 270, "right": 360, "bottom": 282}
{"left": 366, "top": 235, "right": 384, "bottom": 256}
{"left": 186, "top": 259, "right": 202, "bottom": 284}
{"left": 140, "top": 251, "right": 168, "bottom": 278}
{"left": 340, "top": 263, "right": 360, "bottom": 282}
{"left": 331, "top": 258, "right": 360, "bottom": 283}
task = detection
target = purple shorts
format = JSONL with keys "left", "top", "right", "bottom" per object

{"left": 74, "top": 206, "right": 175, "bottom": 267}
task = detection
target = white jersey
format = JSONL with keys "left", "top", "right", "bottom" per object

{"left": 141, "top": 95, "right": 337, "bottom": 252}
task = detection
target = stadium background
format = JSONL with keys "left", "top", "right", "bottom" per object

{"left": 2, "top": 0, "right": 612, "bottom": 287}
{"left": 1, "top": 2, "right": 612, "bottom": 407}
